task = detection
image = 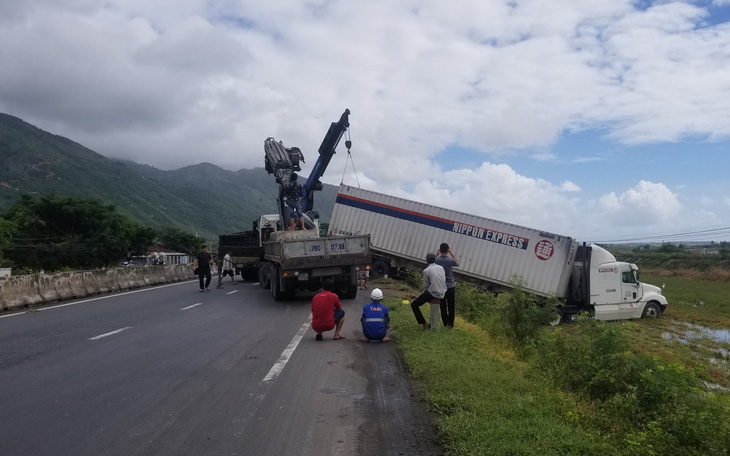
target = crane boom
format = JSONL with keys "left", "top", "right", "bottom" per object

{"left": 302, "top": 109, "right": 350, "bottom": 213}
{"left": 263, "top": 109, "right": 350, "bottom": 229}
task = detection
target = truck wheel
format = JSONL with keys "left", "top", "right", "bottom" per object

{"left": 336, "top": 280, "right": 358, "bottom": 300}
{"left": 548, "top": 311, "right": 562, "bottom": 326}
{"left": 641, "top": 302, "right": 661, "bottom": 319}
{"left": 259, "top": 263, "right": 271, "bottom": 289}
{"left": 370, "top": 261, "right": 389, "bottom": 279}
{"left": 343, "top": 284, "right": 358, "bottom": 299}
{"left": 271, "top": 265, "right": 284, "bottom": 301}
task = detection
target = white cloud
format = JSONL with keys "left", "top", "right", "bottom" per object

{"left": 1, "top": 0, "right": 729, "bottom": 240}
{"left": 594, "top": 180, "right": 681, "bottom": 225}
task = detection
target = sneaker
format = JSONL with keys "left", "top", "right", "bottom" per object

{"left": 206, "top": 288, "right": 210, "bottom": 291}
{"left": 315, "top": 334, "right": 323, "bottom": 341}
{"left": 199, "top": 289, "right": 205, "bottom": 292}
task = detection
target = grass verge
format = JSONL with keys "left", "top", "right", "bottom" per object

{"left": 382, "top": 286, "right": 618, "bottom": 455}
{"left": 380, "top": 278, "right": 730, "bottom": 455}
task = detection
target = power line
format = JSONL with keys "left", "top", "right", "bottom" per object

{"left": 590, "top": 226, "right": 730, "bottom": 244}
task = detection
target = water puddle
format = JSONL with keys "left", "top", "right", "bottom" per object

{"left": 684, "top": 322, "right": 730, "bottom": 344}
{"left": 663, "top": 322, "right": 730, "bottom": 345}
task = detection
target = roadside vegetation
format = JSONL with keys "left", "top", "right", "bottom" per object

{"left": 0, "top": 194, "right": 202, "bottom": 273}
{"left": 380, "top": 267, "right": 730, "bottom": 455}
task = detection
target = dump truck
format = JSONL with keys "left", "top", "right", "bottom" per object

{"left": 328, "top": 184, "right": 668, "bottom": 321}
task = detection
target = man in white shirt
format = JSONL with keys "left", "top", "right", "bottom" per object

{"left": 410, "top": 253, "right": 446, "bottom": 329}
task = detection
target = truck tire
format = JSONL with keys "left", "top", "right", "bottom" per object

{"left": 336, "top": 280, "right": 358, "bottom": 300}
{"left": 641, "top": 302, "right": 661, "bottom": 319}
{"left": 343, "top": 284, "right": 358, "bottom": 299}
{"left": 271, "top": 265, "right": 284, "bottom": 301}
{"left": 259, "top": 263, "right": 271, "bottom": 289}
{"left": 548, "top": 311, "right": 562, "bottom": 326}
{"left": 370, "top": 261, "right": 389, "bottom": 279}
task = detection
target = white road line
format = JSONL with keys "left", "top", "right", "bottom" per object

{"left": 0, "top": 280, "right": 193, "bottom": 319}
{"left": 226, "top": 290, "right": 238, "bottom": 295}
{"left": 261, "top": 314, "right": 312, "bottom": 384}
{"left": 89, "top": 326, "right": 132, "bottom": 340}
{"left": 181, "top": 303, "right": 203, "bottom": 310}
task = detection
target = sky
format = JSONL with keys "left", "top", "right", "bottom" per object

{"left": 1, "top": 0, "right": 730, "bottom": 244}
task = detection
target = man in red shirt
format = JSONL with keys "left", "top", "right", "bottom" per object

{"left": 311, "top": 279, "right": 346, "bottom": 340}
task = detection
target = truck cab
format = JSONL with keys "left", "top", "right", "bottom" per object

{"left": 575, "top": 244, "right": 668, "bottom": 320}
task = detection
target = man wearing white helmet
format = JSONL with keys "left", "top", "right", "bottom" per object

{"left": 359, "top": 288, "right": 391, "bottom": 342}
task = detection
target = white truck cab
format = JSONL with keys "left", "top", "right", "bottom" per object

{"left": 588, "top": 244, "right": 668, "bottom": 320}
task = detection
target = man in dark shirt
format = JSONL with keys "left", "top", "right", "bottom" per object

{"left": 192, "top": 245, "right": 213, "bottom": 292}
{"left": 284, "top": 173, "right": 306, "bottom": 231}
{"left": 435, "top": 243, "right": 459, "bottom": 327}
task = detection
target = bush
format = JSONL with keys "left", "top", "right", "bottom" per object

{"left": 457, "top": 283, "right": 498, "bottom": 325}
{"left": 498, "top": 287, "right": 544, "bottom": 351}
{"left": 533, "top": 319, "right": 730, "bottom": 455}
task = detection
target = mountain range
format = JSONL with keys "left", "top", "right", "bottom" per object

{"left": 0, "top": 113, "right": 339, "bottom": 241}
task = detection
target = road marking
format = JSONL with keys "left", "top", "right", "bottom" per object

{"left": 261, "top": 314, "right": 312, "bottom": 384}
{"left": 0, "top": 280, "right": 194, "bottom": 319}
{"left": 89, "top": 327, "right": 132, "bottom": 340}
{"left": 181, "top": 303, "right": 203, "bottom": 310}
{"left": 226, "top": 290, "right": 238, "bottom": 295}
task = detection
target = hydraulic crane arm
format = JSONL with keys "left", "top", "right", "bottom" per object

{"left": 263, "top": 109, "right": 351, "bottom": 226}
{"left": 302, "top": 109, "right": 350, "bottom": 213}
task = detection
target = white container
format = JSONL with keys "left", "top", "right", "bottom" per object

{"left": 329, "top": 185, "right": 578, "bottom": 298}
{"left": 0, "top": 268, "right": 10, "bottom": 278}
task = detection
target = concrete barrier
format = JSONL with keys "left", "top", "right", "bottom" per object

{"left": 54, "top": 272, "right": 77, "bottom": 301}
{"left": 38, "top": 274, "right": 61, "bottom": 302}
{"left": 0, "top": 266, "right": 195, "bottom": 313}
{"left": 128, "top": 268, "right": 146, "bottom": 288}
{"left": 0, "top": 275, "right": 41, "bottom": 311}
{"left": 144, "top": 266, "right": 166, "bottom": 286}
{"left": 81, "top": 271, "right": 100, "bottom": 296}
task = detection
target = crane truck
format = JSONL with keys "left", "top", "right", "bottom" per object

{"left": 218, "top": 110, "right": 370, "bottom": 301}
{"left": 328, "top": 184, "right": 668, "bottom": 322}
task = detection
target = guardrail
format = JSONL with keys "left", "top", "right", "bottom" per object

{"left": 0, "top": 265, "right": 200, "bottom": 312}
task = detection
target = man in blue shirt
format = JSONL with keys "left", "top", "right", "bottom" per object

{"left": 360, "top": 288, "right": 391, "bottom": 342}
{"left": 435, "top": 243, "right": 459, "bottom": 327}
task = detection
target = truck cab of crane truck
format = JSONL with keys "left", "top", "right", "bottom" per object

{"left": 579, "top": 244, "right": 668, "bottom": 321}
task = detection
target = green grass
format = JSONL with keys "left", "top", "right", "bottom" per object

{"left": 642, "top": 273, "right": 730, "bottom": 324}
{"left": 386, "top": 296, "right": 621, "bottom": 455}
{"left": 382, "top": 275, "right": 730, "bottom": 455}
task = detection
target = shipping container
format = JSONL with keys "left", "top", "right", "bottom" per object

{"left": 329, "top": 184, "right": 577, "bottom": 298}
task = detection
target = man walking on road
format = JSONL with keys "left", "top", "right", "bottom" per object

{"left": 311, "top": 279, "right": 346, "bottom": 340}
{"left": 192, "top": 245, "right": 213, "bottom": 292}
{"left": 435, "top": 243, "right": 459, "bottom": 327}
{"left": 410, "top": 253, "right": 446, "bottom": 329}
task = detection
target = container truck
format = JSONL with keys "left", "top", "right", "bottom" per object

{"left": 328, "top": 184, "right": 668, "bottom": 321}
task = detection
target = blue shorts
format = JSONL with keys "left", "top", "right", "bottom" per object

{"left": 288, "top": 201, "right": 303, "bottom": 218}
{"left": 334, "top": 309, "right": 345, "bottom": 324}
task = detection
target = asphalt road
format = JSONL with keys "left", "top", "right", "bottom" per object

{"left": 0, "top": 279, "right": 442, "bottom": 456}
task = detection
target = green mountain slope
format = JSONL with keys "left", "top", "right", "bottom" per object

{"left": 0, "top": 113, "right": 338, "bottom": 240}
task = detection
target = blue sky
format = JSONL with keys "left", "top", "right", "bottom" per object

{"left": 0, "top": 0, "right": 729, "bottom": 243}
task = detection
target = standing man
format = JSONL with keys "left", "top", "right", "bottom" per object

{"left": 436, "top": 243, "right": 459, "bottom": 327}
{"left": 192, "top": 245, "right": 213, "bottom": 292}
{"left": 222, "top": 252, "right": 237, "bottom": 284}
{"left": 284, "top": 173, "right": 306, "bottom": 231}
{"left": 311, "top": 279, "right": 346, "bottom": 340}
{"left": 410, "top": 253, "right": 447, "bottom": 329}
{"left": 360, "top": 288, "right": 391, "bottom": 342}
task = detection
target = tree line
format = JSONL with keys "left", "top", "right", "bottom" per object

{"left": 0, "top": 194, "right": 203, "bottom": 273}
